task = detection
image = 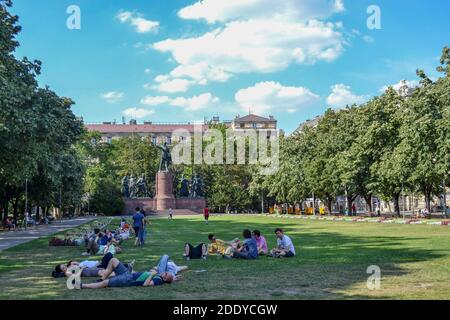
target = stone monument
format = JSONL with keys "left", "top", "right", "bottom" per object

{"left": 155, "top": 143, "right": 176, "bottom": 211}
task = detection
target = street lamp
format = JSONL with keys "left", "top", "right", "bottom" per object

{"left": 442, "top": 179, "right": 447, "bottom": 218}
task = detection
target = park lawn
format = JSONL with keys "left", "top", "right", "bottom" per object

{"left": 0, "top": 215, "right": 449, "bottom": 300}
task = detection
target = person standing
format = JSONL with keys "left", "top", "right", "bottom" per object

{"left": 132, "top": 207, "right": 145, "bottom": 247}
{"left": 168, "top": 208, "right": 173, "bottom": 220}
{"left": 203, "top": 207, "right": 210, "bottom": 224}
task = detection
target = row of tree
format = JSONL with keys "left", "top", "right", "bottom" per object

{"left": 2, "top": 0, "right": 448, "bottom": 217}
{"left": 260, "top": 48, "right": 450, "bottom": 215}
{"left": 0, "top": 0, "right": 85, "bottom": 221}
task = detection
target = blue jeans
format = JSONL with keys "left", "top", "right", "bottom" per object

{"left": 138, "top": 226, "right": 146, "bottom": 245}
{"left": 156, "top": 254, "right": 169, "bottom": 274}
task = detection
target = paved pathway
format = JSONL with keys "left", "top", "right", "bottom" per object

{"left": 0, "top": 217, "right": 95, "bottom": 252}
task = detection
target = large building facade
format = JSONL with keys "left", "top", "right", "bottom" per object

{"left": 85, "top": 114, "right": 279, "bottom": 144}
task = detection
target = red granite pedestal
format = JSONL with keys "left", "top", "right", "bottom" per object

{"left": 155, "top": 171, "right": 176, "bottom": 211}
{"left": 123, "top": 171, "right": 206, "bottom": 214}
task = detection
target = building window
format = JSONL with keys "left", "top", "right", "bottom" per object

{"left": 107, "top": 137, "right": 112, "bottom": 144}
{"left": 166, "top": 136, "right": 172, "bottom": 145}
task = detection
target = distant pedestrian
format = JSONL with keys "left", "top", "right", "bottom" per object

{"left": 203, "top": 207, "right": 210, "bottom": 224}
{"left": 132, "top": 207, "right": 145, "bottom": 246}
{"left": 169, "top": 208, "right": 173, "bottom": 220}
{"left": 352, "top": 203, "right": 357, "bottom": 216}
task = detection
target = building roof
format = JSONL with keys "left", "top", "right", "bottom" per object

{"left": 85, "top": 123, "right": 209, "bottom": 134}
{"left": 295, "top": 116, "right": 322, "bottom": 133}
{"left": 233, "top": 114, "right": 276, "bottom": 123}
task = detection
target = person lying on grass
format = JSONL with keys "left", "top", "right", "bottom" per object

{"left": 269, "top": 228, "right": 296, "bottom": 258}
{"left": 76, "top": 255, "right": 186, "bottom": 289}
{"left": 231, "top": 229, "right": 258, "bottom": 260}
{"left": 52, "top": 252, "right": 127, "bottom": 278}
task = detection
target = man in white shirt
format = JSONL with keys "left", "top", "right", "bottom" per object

{"left": 270, "top": 228, "right": 296, "bottom": 258}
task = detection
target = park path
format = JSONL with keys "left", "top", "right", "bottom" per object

{"left": 0, "top": 217, "right": 95, "bottom": 252}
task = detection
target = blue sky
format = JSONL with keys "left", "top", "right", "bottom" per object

{"left": 11, "top": 0, "right": 450, "bottom": 133}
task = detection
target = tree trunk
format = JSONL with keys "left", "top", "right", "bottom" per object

{"left": 13, "top": 196, "right": 19, "bottom": 219}
{"left": 3, "top": 200, "right": 9, "bottom": 220}
{"left": 364, "top": 195, "right": 373, "bottom": 214}
{"left": 393, "top": 193, "right": 401, "bottom": 217}
{"left": 327, "top": 198, "right": 333, "bottom": 216}
{"left": 36, "top": 206, "right": 41, "bottom": 222}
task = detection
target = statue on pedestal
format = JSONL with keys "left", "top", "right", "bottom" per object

{"left": 156, "top": 142, "right": 172, "bottom": 172}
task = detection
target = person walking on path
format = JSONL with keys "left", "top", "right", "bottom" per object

{"left": 168, "top": 208, "right": 173, "bottom": 220}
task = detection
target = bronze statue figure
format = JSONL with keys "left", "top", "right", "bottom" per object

{"left": 157, "top": 142, "right": 172, "bottom": 172}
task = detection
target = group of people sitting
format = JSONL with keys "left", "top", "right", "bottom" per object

{"left": 184, "top": 228, "right": 296, "bottom": 260}
{"left": 53, "top": 252, "right": 187, "bottom": 289}
{"left": 83, "top": 227, "right": 127, "bottom": 256}
{"left": 2, "top": 217, "right": 19, "bottom": 231}
{"left": 51, "top": 216, "right": 296, "bottom": 291}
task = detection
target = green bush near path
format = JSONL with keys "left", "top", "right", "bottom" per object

{"left": 0, "top": 215, "right": 449, "bottom": 300}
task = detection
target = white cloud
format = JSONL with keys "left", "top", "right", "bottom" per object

{"left": 235, "top": 81, "right": 320, "bottom": 114}
{"left": 327, "top": 84, "right": 368, "bottom": 108}
{"left": 152, "top": 0, "right": 346, "bottom": 88}
{"left": 100, "top": 91, "right": 124, "bottom": 103}
{"left": 153, "top": 19, "right": 344, "bottom": 82}
{"left": 116, "top": 11, "right": 159, "bottom": 33}
{"left": 144, "top": 68, "right": 152, "bottom": 74}
{"left": 151, "top": 77, "right": 194, "bottom": 93}
{"left": 178, "top": 0, "right": 344, "bottom": 24}
{"left": 140, "top": 93, "right": 220, "bottom": 112}
{"left": 170, "top": 93, "right": 219, "bottom": 111}
{"left": 122, "top": 107, "right": 155, "bottom": 119}
{"left": 140, "top": 95, "right": 170, "bottom": 106}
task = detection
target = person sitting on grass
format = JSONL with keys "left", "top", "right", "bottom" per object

{"left": 269, "top": 228, "right": 296, "bottom": 258}
{"left": 232, "top": 229, "right": 258, "bottom": 260}
{"left": 183, "top": 242, "right": 208, "bottom": 260}
{"left": 207, "top": 234, "right": 227, "bottom": 256}
{"left": 76, "top": 255, "right": 181, "bottom": 289}
{"left": 252, "top": 230, "right": 268, "bottom": 255}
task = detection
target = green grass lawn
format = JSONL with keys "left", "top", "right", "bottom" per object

{"left": 0, "top": 215, "right": 449, "bottom": 300}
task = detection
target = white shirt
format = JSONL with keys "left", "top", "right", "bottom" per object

{"left": 277, "top": 235, "right": 296, "bottom": 255}
{"left": 79, "top": 260, "right": 98, "bottom": 268}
